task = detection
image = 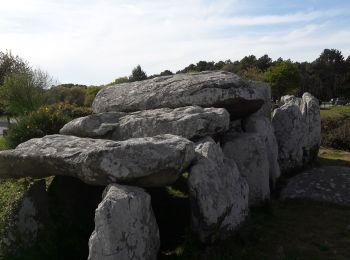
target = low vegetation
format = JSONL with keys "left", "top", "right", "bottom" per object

{"left": 320, "top": 106, "right": 350, "bottom": 119}
{"left": 320, "top": 106, "right": 350, "bottom": 151}
{"left": 317, "top": 147, "right": 350, "bottom": 167}
{"left": 4, "top": 103, "right": 92, "bottom": 148}
{"left": 155, "top": 148, "right": 350, "bottom": 260}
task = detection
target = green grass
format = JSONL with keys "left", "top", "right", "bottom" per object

{"left": 320, "top": 106, "right": 350, "bottom": 119}
{"left": 317, "top": 147, "right": 350, "bottom": 167}
{"left": 157, "top": 149, "right": 350, "bottom": 260}
{"left": 0, "top": 178, "right": 33, "bottom": 257}
{"left": 0, "top": 137, "right": 7, "bottom": 151}
{"left": 162, "top": 200, "right": 350, "bottom": 260}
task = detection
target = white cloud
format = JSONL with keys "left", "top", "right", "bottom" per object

{"left": 0, "top": 0, "right": 349, "bottom": 85}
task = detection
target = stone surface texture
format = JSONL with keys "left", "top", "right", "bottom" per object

{"left": 0, "top": 134, "right": 195, "bottom": 187}
{"left": 301, "top": 93, "right": 321, "bottom": 163}
{"left": 60, "top": 106, "right": 230, "bottom": 141}
{"left": 281, "top": 166, "right": 350, "bottom": 206}
{"left": 243, "top": 116, "right": 281, "bottom": 187}
{"left": 0, "top": 180, "right": 48, "bottom": 257}
{"left": 222, "top": 133, "right": 270, "bottom": 206}
{"left": 88, "top": 184, "right": 159, "bottom": 260}
{"left": 272, "top": 93, "right": 321, "bottom": 174}
{"left": 92, "top": 71, "right": 269, "bottom": 119}
{"left": 188, "top": 137, "right": 249, "bottom": 243}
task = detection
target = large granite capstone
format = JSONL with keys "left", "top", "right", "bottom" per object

{"left": 60, "top": 106, "right": 229, "bottom": 141}
{"left": 0, "top": 134, "right": 195, "bottom": 187}
{"left": 92, "top": 71, "right": 268, "bottom": 119}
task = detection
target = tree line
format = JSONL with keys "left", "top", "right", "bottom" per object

{"left": 116, "top": 49, "right": 350, "bottom": 101}
{"left": 1, "top": 48, "right": 349, "bottom": 120}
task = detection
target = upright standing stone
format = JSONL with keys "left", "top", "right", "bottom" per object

{"left": 272, "top": 93, "right": 320, "bottom": 174}
{"left": 301, "top": 93, "right": 321, "bottom": 164}
{"left": 272, "top": 98, "right": 306, "bottom": 173}
{"left": 88, "top": 184, "right": 160, "bottom": 260}
{"left": 222, "top": 133, "right": 270, "bottom": 206}
{"left": 243, "top": 116, "right": 281, "bottom": 188}
{"left": 0, "top": 179, "right": 48, "bottom": 258}
{"left": 188, "top": 137, "right": 249, "bottom": 243}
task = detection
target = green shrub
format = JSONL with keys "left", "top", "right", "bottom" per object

{"left": 53, "top": 103, "right": 92, "bottom": 118}
{"left": 5, "top": 103, "right": 92, "bottom": 148}
{"left": 321, "top": 116, "right": 350, "bottom": 151}
{"left": 0, "top": 178, "right": 33, "bottom": 258}
{"left": 84, "top": 86, "right": 102, "bottom": 107}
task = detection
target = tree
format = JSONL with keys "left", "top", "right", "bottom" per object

{"left": 0, "top": 69, "right": 51, "bottom": 116}
{"left": 313, "top": 49, "right": 346, "bottom": 99}
{"left": 0, "top": 50, "right": 30, "bottom": 85}
{"left": 129, "top": 65, "right": 147, "bottom": 82}
{"left": 196, "top": 61, "right": 215, "bottom": 71}
{"left": 114, "top": 77, "right": 129, "bottom": 84}
{"left": 264, "top": 60, "right": 301, "bottom": 98}
{"left": 159, "top": 70, "right": 173, "bottom": 76}
{"left": 240, "top": 55, "right": 257, "bottom": 70}
{"left": 256, "top": 54, "right": 272, "bottom": 71}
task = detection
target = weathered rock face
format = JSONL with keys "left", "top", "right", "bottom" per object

{"left": 272, "top": 99, "right": 306, "bottom": 173}
{"left": 188, "top": 137, "right": 249, "bottom": 243}
{"left": 60, "top": 106, "right": 230, "bottom": 141}
{"left": 249, "top": 80, "right": 272, "bottom": 118}
{"left": 301, "top": 93, "right": 321, "bottom": 163}
{"left": 272, "top": 93, "right": 321, "bottom": 174}
{"left": 280, "top": 95, "right": 296, "bottom": 104}
{"left": 88, "top": 184, "right": 159, "bottom": 260}
{"left": 243, "top": 116, "right": 281, "bottom": 187}
{"left": 222, "top": 133, "right": 270, "bottom": 206}
{"left": 92, "top": 71, "right": 269, "bottom": 120}
{"left": 0, "top": 134, "right": 195, "bottom": 187}
{"left": 0, "top": 179, "right": 48, "bottom": 257}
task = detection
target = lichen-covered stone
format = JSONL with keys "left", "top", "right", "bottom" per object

{"left": 272, "top": 93, "right": 321, "bottom": 174}
{"left": 88, "top": 184, "right": 159, "bottom": 260}
{"left": 272, "top": 98, "right": 306, "bottom": 173}
{"left": 0, "top": 179, "right": 48, "bottom": 258}
{"left": 92, "top": 71, "right": 269, "bottom": 120}
{"left": 243, "top": 116, "right": 281, "bottom": 187}
{"left": 188, "top": 137, "right": 249, "bottom": 243}
{"left": 0, "top": 134, "right": 195, "bottom": 187}
{"left": 301, "top": 93, "right": 321, "bottom": 163}
{"left": 60, "top": 106, "right": 229, "bottom": 141}
{"left": 222, "top": 133, "right": 270, "bottom": 206}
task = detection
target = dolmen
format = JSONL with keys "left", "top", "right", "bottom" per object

{"left": 0, "top": 71, "right": 321, "bottom": 259}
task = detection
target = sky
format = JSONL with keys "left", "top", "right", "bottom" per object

{"left": 1, "top": 0, "right": 350, "bottom": 85}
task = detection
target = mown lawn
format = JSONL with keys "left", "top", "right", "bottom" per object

{"left": 317, "top": 147, "right": 350, "bottom": 167}
{"left": 320, "top": 105, "right": 350, "bottom": 119}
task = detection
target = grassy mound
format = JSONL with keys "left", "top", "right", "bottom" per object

{"left": 320, "top": 106, "right": 350, "bottom": 151}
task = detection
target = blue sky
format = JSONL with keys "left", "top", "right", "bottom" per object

{"left": 1, "top": 0, "right": 350, "bottom": 85}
